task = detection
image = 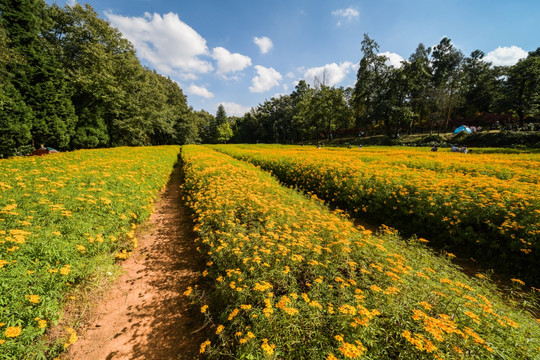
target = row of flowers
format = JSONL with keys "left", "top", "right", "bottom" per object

{"left": 181, "top": 145, "right": 539, "bottom": 359}
{"left": 210, "top": 145, "right": 540, "bottom": 285}
{"left": 0, "top": 146, "right": 180, "bottom": 359}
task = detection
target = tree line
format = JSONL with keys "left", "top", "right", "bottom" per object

{"left": 231, "top": 34, "right": 540, "bottom": 143}
{"left": 2, "top": 1, "right": 539, "bottom": 153}
{"left": 0, "top": 0, "right": 221, "bottom": 157}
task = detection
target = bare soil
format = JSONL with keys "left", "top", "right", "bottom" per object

{"left": 67, "top": 165, "right": 206, "bottom": 360}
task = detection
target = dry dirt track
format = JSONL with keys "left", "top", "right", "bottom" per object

{"left": 67, "top": 165, "right": 205, "bottom": 360}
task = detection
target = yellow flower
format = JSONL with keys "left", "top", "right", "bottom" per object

{"left": 511, "top": 278, "right": 525, "bottom": 286}
{"left": 60, "top": 265, "right": 71, "bottom": 275}
{"left": 228, "top": 308, "right": 239, "bottom": 320}
{"left": 27, "top": 294, "right": 40, "bottom": 304}
{"left": 418, "top": 301, "right": 432, "bottom": 311}
{"left": 199, "top": 339, "right": 211, "bottom": 354}
{"left": 5, "top": 326, "right": 22, "bottom": 338}
{"left": 63, "top": 327, "right": 78, "bottom": 348}
{"left": 261, "top": 339, "right": 275, "bottom": 355}
{"left": 216, "top": 325, "right": 224, "bottom": 335}
{"left": 339, "top": 341, "right": 366, "bottom": 358}
{"left": 200, "top": 305, "right": 209, "bottom": 313}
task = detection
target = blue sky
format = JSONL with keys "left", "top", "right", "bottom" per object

{"left": 52, "top": 0, "right": 540, "bottom": 116}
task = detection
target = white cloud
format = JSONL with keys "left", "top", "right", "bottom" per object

{"left": 187, "top": 84, "right": 214, "bottom": 98}
{"left": 211, "top": 47, "right": 252, "bottom": 75}
{"left": 332, "top": 8, "right": 359, "bottom": 26}
{"left": 379, "top": 51, "right": 405, "bottom": 68}
{"left": 105, "top": 12, "right": 213, "bottom": 77}
{"left": 303, "top": 62, "right": 354, "bottom": 86}
{"left": 253, "top": 36, "right": 273, "bottom": 54}
{"left": 220, "top": 102, "right": 251, "bottom": 116}
{"left": 67, "top": 0, "right": 77, "bottom": 6}
{"left": 485, "top": 46, "right": 528, "bottom": 66}
{"left": 249, "top": 65, "right": 283, "bottom": 93}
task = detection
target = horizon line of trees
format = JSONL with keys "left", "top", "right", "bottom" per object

{"left": 230, "top": 34, "right": 540, "bottom": 143}
{"left": 2, "top": 2, "right": 539, "bottom": 154}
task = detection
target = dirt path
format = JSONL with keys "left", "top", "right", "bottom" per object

{"left": 67, "top": 165, "right": 205, "bottom": 360}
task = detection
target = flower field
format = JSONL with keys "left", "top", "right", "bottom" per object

{"left": 210, "top": 144, "right": 540, "bottom": 284}
{"left": 0, "top": 146, "right": 179, "bottom": 359}
{"left": 181, "top": 145, "right": 540, "bottom": 359}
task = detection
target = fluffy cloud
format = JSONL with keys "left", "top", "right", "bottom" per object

{"left": 379, "top": 52, "right": 405, "bottom": 68}
{"left": 485, "top": 46, "right": 528, "bottom": 66}
{"left": 303, "top": 62, "right": 354, "bottom": 86}
{"left": 105, "top": 12, "right": 213, "bottom": 77}
{"left": 253, "top": 36, "right": 273, "bottom": 54}
{"left": 220, "top": 102, "right": 252, "bottom": 116}
{"left": 249, "top": 65, "right": 283, "bottom": 93}
{"left": 332, "top": 8, "right": 359, "bottom": 26}
{"left": 187, "top": 84, "right": 214, "bottom": 98}
{"left": 211, "top": 47, "right": 252, "bottom": 75}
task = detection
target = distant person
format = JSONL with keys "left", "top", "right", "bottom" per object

{"left": 431, "top": 145, "right": 438, "bottom": 152}
{"left": 31, "top": 144, "right": 49, "bottom": 156}
{"left": 460, "top": 146, "right": 468, "bottom": 154}
{"left": 348, "top": 144, "right": 352, "bottom": 149}
{"left": 358, "top": 144, "right": 363, "bottom": 149}
{"left": 451, "top": 145, "right": 459, "bottom": 152}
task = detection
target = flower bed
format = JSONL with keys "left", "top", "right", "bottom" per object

{"left": 211, "top": 144, "right": 540, "bottom": 283}
{"left": 181, "top": 145, "right": 539, "bottom": 359}
{"left": 0, "top": 146, "right": 179, "bottom": 358}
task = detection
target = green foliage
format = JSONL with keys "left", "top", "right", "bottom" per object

{"left": 0, "top": 81, "right": 33, "bottom": 158}
{"left": 216, "top": 122, "right": 233, "bottom": 143}
{"left": 0, "top": 0, "right": 77, "bottom": 150}
{"left": 0, "top": 25, "right": 33, "bottom": 157}
{"left": 461, "top": 131, "right": 540, "bottom": 148}
{"left": 502, "top": 49, "right": 540, "bottom": 122}
{"left": 0, "top": 1, "right": 201, "bottom": 153}
{"left": 206, "top": 105, "right": 233, "bottom": 143}
{"left": 0, "top": 146, "right": 179, "bottom": 358}
{"left": 459, "top": 50, "right": 498, "bottom": 118}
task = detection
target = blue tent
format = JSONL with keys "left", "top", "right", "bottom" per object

{"left": 453, "top": 125, "right": 472, "bottom": 134}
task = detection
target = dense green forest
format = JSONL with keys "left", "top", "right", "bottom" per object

{"left": 0, "top": 0, "right": 216, "bottom": 157}
{"left": 1, "top": 1, "right": 539, "bottom": 156}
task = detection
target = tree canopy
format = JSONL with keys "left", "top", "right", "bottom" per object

{"left": 0, "top": 1, "right": 208, "bottom": 157}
